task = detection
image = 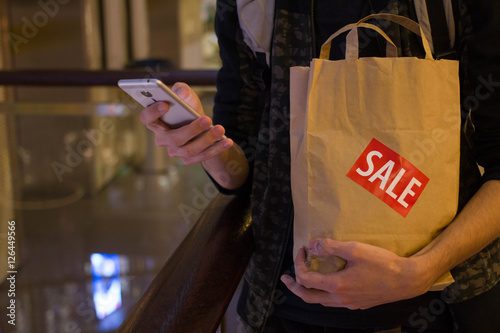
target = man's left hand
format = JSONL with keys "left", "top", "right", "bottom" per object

{"left": 281, "top": 239, "right": 432, "bottom": 310}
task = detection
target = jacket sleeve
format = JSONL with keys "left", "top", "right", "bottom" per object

{"left": 464, "top": 0, "right": 500, "bottom": 182}
{"left": 209, "top": 0, "right": 265, "bottom": 195}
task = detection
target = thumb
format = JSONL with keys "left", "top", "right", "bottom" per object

{"left": 309, "top": 238, "right": 354, "bottom": 260}
{"left": 172, "top": 82, "right": 205, "bottom": 116}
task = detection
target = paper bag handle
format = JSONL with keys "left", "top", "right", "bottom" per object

{"left": 319, "top": 22, "right": 396, "bottom": 59}
{"left": 320, "top": 13, "right": 433, "bottom": 60}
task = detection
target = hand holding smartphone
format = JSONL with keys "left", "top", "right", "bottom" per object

{"left": 118, "top": 79, "right": 201, "bottom": 129}
{"left": 119, "top": 79, "right": 246, "bottom": 189}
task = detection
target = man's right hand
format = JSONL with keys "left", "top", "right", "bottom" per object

{"left": 139, "top": 82, "right": 234, "bottom": 165}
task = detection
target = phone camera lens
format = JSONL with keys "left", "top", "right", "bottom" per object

{"left": 141, "top": 90, "right": 153, "bottom": 97}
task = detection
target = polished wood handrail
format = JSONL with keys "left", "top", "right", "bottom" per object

{"left": 118, "top": 193, "right": 253, "bottom": 333}
{"left": 0, "top": 69, "right": 217, "bottom": 86}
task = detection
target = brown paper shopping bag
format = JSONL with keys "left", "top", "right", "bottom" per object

{"left": 290, "top": 14, "right": 460, "bottom": 289}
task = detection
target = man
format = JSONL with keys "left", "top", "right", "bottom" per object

{"left": 140, "top": 1, "right": 500, "bottom": 331}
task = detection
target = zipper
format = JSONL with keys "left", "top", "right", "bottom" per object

{"left": 259, "top": 2, "right": 312, "bottom": 331}
{"left": 259, "top": 202, "right": 295, "bottom": 332}
{"left": 311, "top": 0, "right": 317, "bottom": 58}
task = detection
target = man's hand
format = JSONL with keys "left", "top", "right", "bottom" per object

{"left": 282, "top": 180, "right": 500, "bottom": 310}
{"left": 281, "top": 239, "right": 431, "bottom": 310}
{"left": 139, "top": 82, "right": 234, "bottom": 165}
{"left": 140, "top": 82, "right": 249, "bottom": 190}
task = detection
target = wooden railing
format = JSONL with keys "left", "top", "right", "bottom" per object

{"left": 0, "top": 69, "right": 217, "bottom": 86}
{"left": 0, "top": 70, "right": 252, "bottom": 332}
{"left": 118, "top": 193, "right": 253, "bottom": 333}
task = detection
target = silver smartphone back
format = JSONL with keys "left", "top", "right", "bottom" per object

{"left": 118, "top": 79, "right": 200, "bottom": 128}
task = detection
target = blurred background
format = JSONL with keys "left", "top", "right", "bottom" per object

{"left": 0, "top": 0, "right": 237, "bottom": 332}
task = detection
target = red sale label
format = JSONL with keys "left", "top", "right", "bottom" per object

{"left": 346, "top": 138, "right": 429, "bottom": 217}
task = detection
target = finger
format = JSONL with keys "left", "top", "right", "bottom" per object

{"left": 181, "top": 137, "right": 234, "bottom": 165}
{"left": 174, "top": 124, "right": 227, "bottom": 155}
{"left": 309, "top": 238, "right": 355, "bottom": 260}
{"left": 172, "top": 82, "right": 204, "bottom": 115}
{"left": 295, "top": 246, "right": 351, "bottom": 294}
{"left": 295, "top": 266, "right": 341, "bottom": 292}
{"left": 282, "top": 275, "right": 361, "bottom": 309}
{"left": 157, "top": 116, "right": 214, "bottom": 148}
{"left": 293, "top": 248, "right": 332, "bottom": 291}
{"left": 281, "top": 275, "right": 334, "bottom": 305}
{"left": 140, "top": 102, "right": 170, "bottom": 130}
{"left": 294, "top": 247, "right": 309, "bottom": 275}
{"left": 293, "top": 249, "right": 314, "bottom": 289}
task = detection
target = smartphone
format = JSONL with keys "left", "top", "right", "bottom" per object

{"left": 118, "top": 79, "right": 201, "bottom": 128}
